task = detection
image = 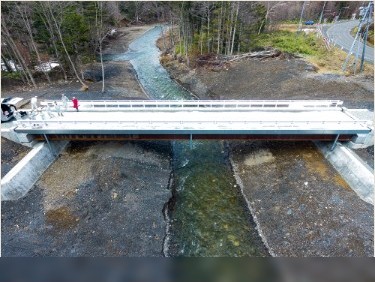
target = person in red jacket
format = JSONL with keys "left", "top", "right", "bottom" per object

{"left": 72, "top": 97, "right": 79, "bottom": 112}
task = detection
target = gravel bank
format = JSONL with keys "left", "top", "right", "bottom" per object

{"left": 230, "top": 141, "right": 373, "bottom": 256}
{"left": 161, "top": 55, "right": 374, "bottom": 256}
{"left": 2, "top": 141, "right": 172, "bottom": 256}
{"left": 1, "top": 138, "right": 31, "bottom": 178}
{"left": 2, "top": 25, "right": 173, "bottom": 257}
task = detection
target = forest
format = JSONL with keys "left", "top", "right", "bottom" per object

{"left": 1, "top": 1, "right": 365, "bottom": 88}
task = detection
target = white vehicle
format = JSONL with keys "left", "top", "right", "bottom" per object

{"left": 1, "top": 97, "right": 24, "bottom": 122}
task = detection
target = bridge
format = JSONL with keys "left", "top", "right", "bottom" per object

{"left": 10, "top": 100, "right": 372, "bottom": 150}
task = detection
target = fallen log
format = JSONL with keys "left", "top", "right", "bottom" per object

{"left": 228, "top": 49, "right": 282, "bottom": 61}
{"left": 196, "top": 49, "right": 285, "bottom": 68}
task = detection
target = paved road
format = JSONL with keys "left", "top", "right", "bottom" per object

{"left": 325, "top": 20, "right": 374, "bottom": 64}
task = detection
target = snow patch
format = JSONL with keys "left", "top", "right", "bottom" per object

{"left": 244, "top": 149, "right": 275, "bottom": 167}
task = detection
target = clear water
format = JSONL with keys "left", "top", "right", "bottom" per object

{"left": 104, "top": 26, "right": 268, "bottom": 256}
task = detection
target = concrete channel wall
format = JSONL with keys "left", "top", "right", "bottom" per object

{"left": 1, "top": 141, "right": 68, "bottom": 201}
{"left": 315, "top": 141, "right": 374, "bottom": 205}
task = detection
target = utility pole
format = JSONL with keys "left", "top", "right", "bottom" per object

{"left": 360, "top": 2, "right": 373, "bottom": 72}
{"left": 342, "top": 1, "right": 373, "bottom": 73}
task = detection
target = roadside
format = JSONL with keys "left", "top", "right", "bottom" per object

{"left": 2, "top": 24, "right": 174, "bottom": 257}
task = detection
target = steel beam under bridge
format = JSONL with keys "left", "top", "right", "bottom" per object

{"left": 30, "top": 134, "right": 355, "bottom": 142}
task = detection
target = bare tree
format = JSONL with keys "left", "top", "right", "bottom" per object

{"left": 1, "top": 17, "right": 37, "bottom": 87}
{"left": 217, "top": 2, "right": 224, "bottom": 54}
{"left": 96, "top": 1, "right": 108, "bottom": 93}
{"left": 45, "top": 1, "right": 88, "bottom": 89}
{"left": 258, "top": 1, "right": 286, "bottom": 35}
{"left": 230, "top": 2, "right": 240, "bottom": 55}
{"left": 16, "top": 2, "right": 51, "bottom": 83}
{"left": 35, "top": 2, "right": 68, "bottom": 81}
{"left": 105, "top": 1, "right": 123, "bottom": 26}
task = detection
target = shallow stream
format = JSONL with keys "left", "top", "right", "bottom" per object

{"left": 105, "top": 26, "right": 268, "bottom": 256}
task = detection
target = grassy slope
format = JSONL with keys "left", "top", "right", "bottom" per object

{"left": 254, "top": 25, "right": 373, "bottom": 75}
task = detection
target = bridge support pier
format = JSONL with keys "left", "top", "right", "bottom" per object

{"left": 190, "top": 134, "right": 193, "bottom": 149}
{"left": 330, "top": 134, "right": 340, "bottom": 151}
{"left": 43, "top": 134, "right": 56, "bottom": 157}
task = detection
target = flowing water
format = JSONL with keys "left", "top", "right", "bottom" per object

{"left": 104, "top": 26, "right": 268, "bottom": 256}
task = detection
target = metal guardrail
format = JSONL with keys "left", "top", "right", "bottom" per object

{"left": 41, "top": 100, "right": 344, "bottom": 111}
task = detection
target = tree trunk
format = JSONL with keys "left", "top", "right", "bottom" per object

{"left": 207, "top": 6, "right": 210, "bottom": 53}
{"left": 36, "top": 3, "right": 68, "bottom": 81}
{"left": 3, "top": 45, "right": 28, "bottom": 83}
{"left": 47, "top": 2, "right": 88, "bottom": 88}
{"left": 226, "top": 3, "right": 234, "bottom": 55}
{"left": 199, "top": 18, "right": 204, "bottom": 55}
{"left": 258, "top": 2, "right": 270, "bottom": 35}
{"left": 17, "top": 4, "right": 51, "bottom": 84}
{"left": 100, "top": 42, "right": 105, "bottom": 93}
{"left": 230, "top": 2, "right": 240, "bottom": 55}
{"left": 237, "top": 23, "right": 242, "bottom": 54}
{"left": 97, "top": 2, "right": 105, "bottom": 93}
{"left": 217, "top": 3, "right": 223, "bottom": 54}
{"left": 169, "top": 11, "right": 175, "bottom": 48}
{"left": 1, "top": 54, "right": 13, "bottom": 72}
{"left": 1, "top": 23, "right": 37, "bottom": 87}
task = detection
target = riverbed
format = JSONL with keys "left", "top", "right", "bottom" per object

{"left": 2, "top": 25, "right": 373, "bottom": 257}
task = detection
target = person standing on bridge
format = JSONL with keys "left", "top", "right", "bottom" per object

{"left": 39, "top": 109, "right": 47, "bottom": 126}
{"left": 61, "top": 94, "right": 69, "bottom": 111}
{"left": 30, "top": 96, "right": 38, "bottom": 111}
{"left": 72, "top": 97, "right": 79, "bottom": 112}
{"left": 46, "top": 103, "right": 55, "bottom": 118}
{"left": 54, "top": 101, "right": 63, "bottom": 117}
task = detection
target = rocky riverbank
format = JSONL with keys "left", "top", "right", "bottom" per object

{"left": 2, "top": 25, "right": 174, "bottom": 257}
{"left": 160, "top": 52, "right": 374, "bottom": 256}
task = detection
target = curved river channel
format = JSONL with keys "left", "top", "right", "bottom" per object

{"left": 105, "top": 26, "right": 268, "bottom": 256}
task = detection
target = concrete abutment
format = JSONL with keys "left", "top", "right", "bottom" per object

{"left": 1, "top": 141, "right": 68, "bottom": 201}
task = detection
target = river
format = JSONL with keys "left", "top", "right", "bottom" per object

{"left": 105, "top": 26, "right": 268, "bottom": 256}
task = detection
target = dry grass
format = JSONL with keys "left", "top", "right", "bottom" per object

{"left": 277, "top": 24, "right": 374, "bottom": 75}
{"left": 306, "top": 46, "right": 374, "bottom": 76}
{"left": 276, "top": 24, "right": 299, "bottom": 33}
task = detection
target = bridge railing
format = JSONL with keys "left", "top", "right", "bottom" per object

{"left": 41, "top": 100, "right": 344, "bottom": 111}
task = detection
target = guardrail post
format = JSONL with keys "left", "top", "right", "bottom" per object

{"left": 43, "top": 134, "right": 56, "bottom": 157}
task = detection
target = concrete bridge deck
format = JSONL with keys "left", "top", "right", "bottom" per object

{"left": 13, "top": 100, "right": 371, "bottom": 138}
{"left": 14, "top": 109, "right": 370, "bottom": 136}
